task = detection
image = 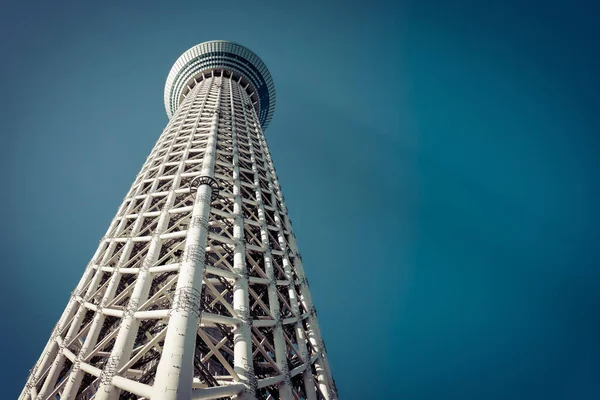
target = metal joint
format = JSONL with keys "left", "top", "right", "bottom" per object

{"left": 183, "top": 244, "right": 206, "bottom": 264}
{"left": 245, "top": 365, "right": 258, "bottom": 394}
{"left": 153, "top": 224, "right": 166, "bottom": 237}
{"left": 192, "top": 214, "right": 210, "bottom": 229}
{"left": 100, "top": 356, "right": 120, "bottom": 389}
{"left": 300, "top": 349, "right": 309, "bottom": 362}
{"left": 170, "top": 286, "right": 203, "bottom": 318}
{"left": 25, "top": 367, "right": 38, "bottom": 391}
{"left": 281, "top": 364, "right": 292, "bottom": 386}
{"left": 71, "top": 358, "right": 82, "bottom": 375}
{"left": 140, "top": 259, "right": 152, "bottom": 272}
{"left": 96, "top": 300, "right": 106, "bottom": 314}
{"left": 123, "top": 299, "right": 139, "bottom": 318}
{"left": 319, "top": 338, "right": 327, "bottom": 354}
{"left": 236, "top": 306, "right": 252, "bottom": 327}
{"left": 189, "top": 176, "right": 220, "bottom": 201}
{"left": 238, "top": 268, "right": 249, "bottom": 280}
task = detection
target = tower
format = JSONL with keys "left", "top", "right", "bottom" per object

{"left": 20, "top": 41, "right": 337, "bottom": 400}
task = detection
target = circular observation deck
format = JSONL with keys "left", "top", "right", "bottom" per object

{"left": 164, "top": 40, "right": 276, "bottom": 130}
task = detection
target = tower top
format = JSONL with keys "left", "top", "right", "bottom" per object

{"left": 164, "top": 40, "right": 276, "bottom": 129}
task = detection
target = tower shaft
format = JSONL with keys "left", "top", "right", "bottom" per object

{"left": 21, "top": 41, "right": 336, "bottom": 400}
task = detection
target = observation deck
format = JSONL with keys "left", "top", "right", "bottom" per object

{"left": 164, "top": 40, "right": 276, "bottom": 130}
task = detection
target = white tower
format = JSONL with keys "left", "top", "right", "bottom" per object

{"left": 20, "top": 41, "right": 337, "bottom": 400}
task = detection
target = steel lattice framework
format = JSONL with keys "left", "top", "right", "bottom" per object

{"left": 20, "top": 41, "right": 337, "bottom": 400}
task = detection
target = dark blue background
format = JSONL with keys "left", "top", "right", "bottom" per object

{"left": 1, "top": 1, "right": 598, "bottom": 398}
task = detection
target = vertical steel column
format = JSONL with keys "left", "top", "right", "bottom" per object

{"left": 60, "top": 185, "right": 160, "bottom": 399}
{"left": 94, "top": 199, "right": 171, "bottom": 400}
{"left": 22, "top": 266, "right": 92, "bottom": 399}
{"left": 21, "top": 225, "right": 114, "bottom": 400}
{"left": 35, "top": 236, "right": 122, "bottom": 399}
{"left": 60, "top": 257, "right": 124, "bottom": 398}
{"left": 288, "top": 233, "right": 333, "bottom": 399}
{"left": 152, "top": 79, "right": 221, "bottom": 400}
{"left": 230, "top": 77, "right": 256, "bottom": 399}
{"left": 93, "top": 82, "right": 206, "bottom": 400}
{"left": 263, "top": 140, "right": 335, "bottom": 399}
{"left": 260, "top": 160, "right": 318, "bottom": 400}
{"left": 242, "top": 97, "right": 293, "bottom": 400}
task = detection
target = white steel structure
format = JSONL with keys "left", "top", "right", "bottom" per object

{"left": 20, "top": 41, "right": 337, "bottom": 400}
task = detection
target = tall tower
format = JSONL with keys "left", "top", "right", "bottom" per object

{"left": 20, "top": 41, "right": 337, "bottom": 400}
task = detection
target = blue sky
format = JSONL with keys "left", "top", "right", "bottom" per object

{"left": 1, "top": 1, "right": 599, "bottom": 399}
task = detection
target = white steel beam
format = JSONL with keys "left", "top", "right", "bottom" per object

{"left": 230, "top": 75, "right": 255, "bottom": 400}
{"left": 152, "top": 78, "right": 222, "bottom": 400}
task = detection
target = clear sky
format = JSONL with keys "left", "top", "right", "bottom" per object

{"left": 1, "top": 1, "right": 599, "bottom": 399}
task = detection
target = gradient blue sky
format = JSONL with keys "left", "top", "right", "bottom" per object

{"left": 1, "top": 1, "right": 599, "bottom": 399}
